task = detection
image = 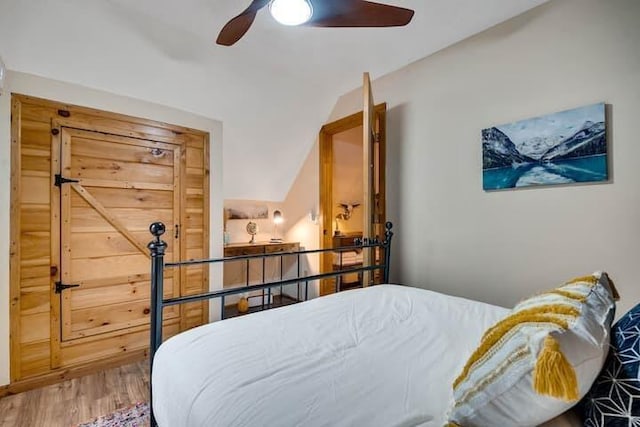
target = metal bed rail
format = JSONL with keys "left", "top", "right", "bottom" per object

{"left": 147, "top": 221, "right": 394, "bottom": 426}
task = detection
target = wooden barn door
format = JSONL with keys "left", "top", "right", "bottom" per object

{"left": 56, "top": 128, "right": 181, "bottom": 343}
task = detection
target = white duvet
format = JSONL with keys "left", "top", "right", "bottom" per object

{"left": 153, "top": 285, "right": 514, "bottom": 426}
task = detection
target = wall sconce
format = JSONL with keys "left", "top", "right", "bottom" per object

{"left": 271, "top": 210, "right": 284, "bottom": 242}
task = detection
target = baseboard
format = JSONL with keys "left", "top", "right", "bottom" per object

{"left": 0, "top": 349, "right": 148, "bottom": 398}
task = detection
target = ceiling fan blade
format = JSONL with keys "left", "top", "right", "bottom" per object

{"left": 216, "top": 0, "right": 271, "bottom": 46}
{"left": 306, "top": 0, "right": 414, "bottom": 28}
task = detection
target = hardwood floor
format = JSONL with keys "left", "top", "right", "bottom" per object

{"left": 0, "top": 361, "right": 149, "bottom": 427}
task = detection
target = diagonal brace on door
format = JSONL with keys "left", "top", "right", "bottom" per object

{"left": 70, "top": 183, "right": 152, "bottom": 258}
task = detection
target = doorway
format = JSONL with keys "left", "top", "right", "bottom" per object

{"left": 318, "top": 103, "right": 387, "bottom": 296}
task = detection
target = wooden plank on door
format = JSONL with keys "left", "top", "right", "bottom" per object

{"left": 362, "top": 72, "right": 375, "bottom": 286}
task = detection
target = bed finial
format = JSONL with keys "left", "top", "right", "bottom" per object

{"left": 150, "top": 221, "right": 166, "bottom": 239}
{"left": 384, "top": 222, "right": 394, "bottom": 244}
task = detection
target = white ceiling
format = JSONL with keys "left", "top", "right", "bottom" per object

{"left": 0, "top": 0, "right": 547, "bottom": 201}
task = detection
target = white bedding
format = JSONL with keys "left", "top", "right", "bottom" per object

{"left": 153, "top": 285, "right": 513, "bottom": 426}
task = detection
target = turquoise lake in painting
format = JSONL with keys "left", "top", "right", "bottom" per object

{"left": 483, "top": 154, "right": 608, "bottom": 191}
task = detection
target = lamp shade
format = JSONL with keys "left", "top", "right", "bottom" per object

{"left": 273, "top": 210, "right": 283, "bottom": 224}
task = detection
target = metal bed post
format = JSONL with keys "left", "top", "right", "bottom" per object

{"left": 382, "top": 222, "right": 394, "bottom": 283}
{"left": 148, "top": 222, "right": 167, "bottom": 427}
{"left": 296, "top": 253, "right": 301, "bottom": 301}
{"left": 280, "top": 254, "right": 284, "bottom": 303}
{"left": 262, "top": 256, "right": 266, "bottom": 309}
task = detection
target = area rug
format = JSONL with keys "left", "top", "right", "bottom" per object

{"left": 76, "top": 402, "right": 149, "bottom": 427}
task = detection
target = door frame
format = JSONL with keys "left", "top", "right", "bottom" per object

{"left": 318, "top": 103, "right": 386, "bottom": 296}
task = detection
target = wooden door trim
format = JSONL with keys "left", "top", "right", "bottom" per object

{"left": 318, "top": 102, "right": 386, "bottom": 296}
{"left": 9, "top": 97, "right": 22, "bottom": 381}
{"left": 362, "top": 73, "right": 374, "bottom": 286}
{"left": 54, "top": 121, "right": 184, "bottom": 148}
{"left": 50, "top": 121, "right": 62, "bottom": 369}
{"left": 377, "top": 109, "right": 387, "bottom": 226}
{"left": 202, "top": 134, "right": 211, "bottom": 322}
{"left": 12, "top": 94, "right": 208, "bottom": 140}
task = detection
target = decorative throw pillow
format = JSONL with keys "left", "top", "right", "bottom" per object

{"left": 580, "top": 302, "right": 640, "bottom": 426}
{"left": 447, "top": 272, "right": 617, "bottom": 427}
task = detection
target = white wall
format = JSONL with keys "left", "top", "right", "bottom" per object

{"left": 283, "top": 142, "right": 321, "bottom": 299}
{"left": 312, "top": 0, "right": 640, "bottom": 314}
{"left": 0, "top": 71, "right": 224, "bottom": 386}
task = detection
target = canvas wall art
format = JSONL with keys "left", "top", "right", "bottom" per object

{"left": 482, "top": 103, "right": 607, "bottom": 190}
{"left": 225, "top": 204, "right": 269, "bottom": 219}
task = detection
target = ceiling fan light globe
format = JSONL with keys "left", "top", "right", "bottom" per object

{"left": 269, "top": 0, "right": 313, "bottom": 26}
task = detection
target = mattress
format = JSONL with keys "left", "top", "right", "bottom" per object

{"left": 153, "top": 285, "right": 513, "bottom": 426}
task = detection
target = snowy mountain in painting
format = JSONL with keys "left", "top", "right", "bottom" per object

{"left": 540, "top": 121, "right": 606, "bottom": 161}
{"left": 499, "top": 104, "right": 605, "bottom": 160}
{"left": 515, "top": 135, "right": 565, "bottom": 159}
{"left": 482, "top": 127, "right": 535, "bottom": 169}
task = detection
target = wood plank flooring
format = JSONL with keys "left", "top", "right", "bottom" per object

{"left": 0, "top": 361, "right": 149, "bottom": 427}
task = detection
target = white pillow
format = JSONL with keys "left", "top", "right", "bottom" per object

{"left": 447, "top": 272, "right": 616, "bottom": 427}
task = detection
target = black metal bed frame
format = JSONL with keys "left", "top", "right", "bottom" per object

{"left": 146, "top": 221, "right": 394, "bottom": 426}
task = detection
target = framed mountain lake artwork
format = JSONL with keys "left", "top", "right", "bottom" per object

{"left": 482, "top": 103, "right": 607, "bottom": 191}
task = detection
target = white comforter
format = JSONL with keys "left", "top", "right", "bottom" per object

{"left": 153, "top": 285, "right": 512, "bottom": 426}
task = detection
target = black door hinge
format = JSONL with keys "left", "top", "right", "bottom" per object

{"left": 55, "top": 281, "right": 80, "bottom": 293}
{"left": 54, "top": 174, "right": 79, "bottom": 187}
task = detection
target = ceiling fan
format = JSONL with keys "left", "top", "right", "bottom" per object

{"left": 216, "top": 0, "right": 415, "bottom": 46}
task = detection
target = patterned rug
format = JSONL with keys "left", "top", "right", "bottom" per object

{"left": 76, "top": 402, "right": 149, "bottom": 427}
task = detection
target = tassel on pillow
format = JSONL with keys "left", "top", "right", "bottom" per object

{"left": 533, "top": 335, "right": 578, "bottom": 402}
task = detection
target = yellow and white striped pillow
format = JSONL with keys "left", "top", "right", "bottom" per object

{"left": 447, "top": 272, "right": 617, "bottom": 427}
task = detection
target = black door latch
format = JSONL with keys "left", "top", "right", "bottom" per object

{"left": 55, "top": 281, "right": 80, "bottom": 293}
{"left": 54, "top": 174, "right": 79, "bottom": 187}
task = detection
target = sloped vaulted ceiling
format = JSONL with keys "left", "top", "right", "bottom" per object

{"left": 0, "top": 0, "right": 547, "bottom": 201}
